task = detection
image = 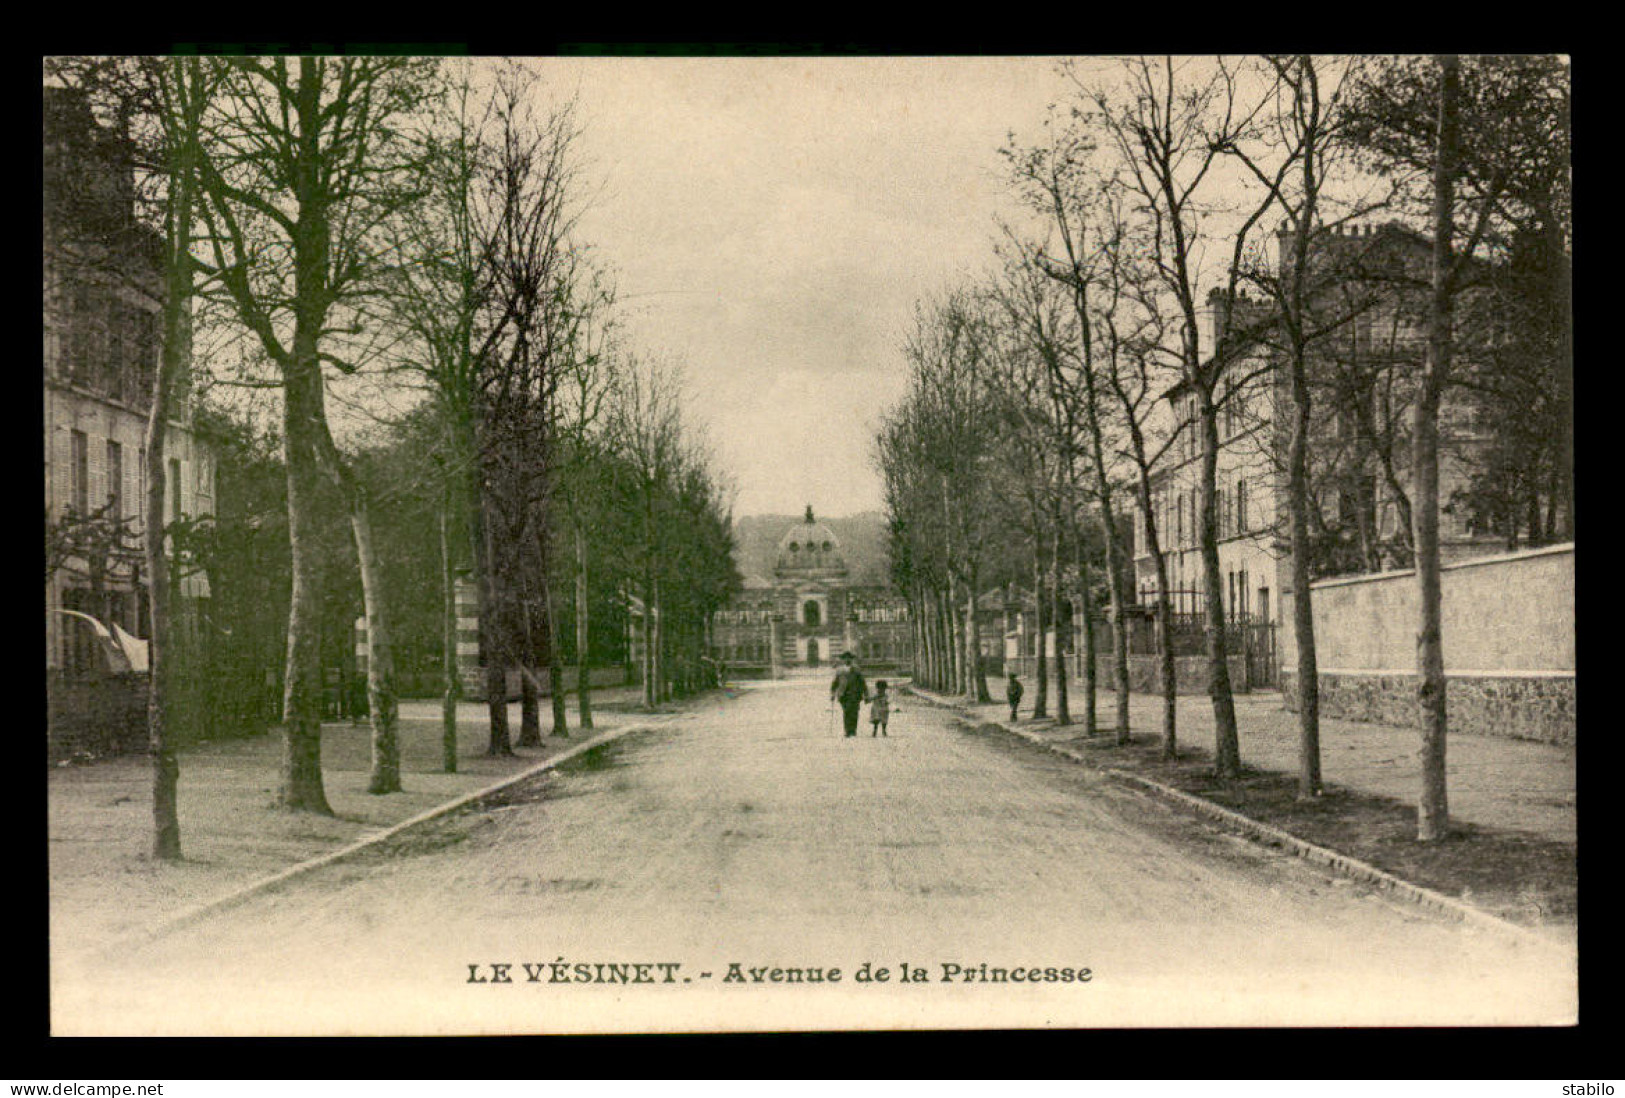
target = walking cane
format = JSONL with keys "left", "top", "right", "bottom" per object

{"left": 828, "top": 696, "right": 835, "bottom": 737}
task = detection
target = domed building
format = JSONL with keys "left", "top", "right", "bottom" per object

{"left": 711, "top": 507, "right": 912, "bottom": 675}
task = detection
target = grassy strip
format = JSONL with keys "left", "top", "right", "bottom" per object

{"left": 1063, "top": 731, "right": 1574, "bottom": 927}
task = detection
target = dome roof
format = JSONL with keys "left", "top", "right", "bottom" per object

{"left": 775, "top": 509, "right": 847, "bottom": 576}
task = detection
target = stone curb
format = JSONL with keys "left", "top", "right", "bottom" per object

{"left": 904, "top": 686, "right": 1561, "bottom": 952}
{"left": 127, "top": 714, "right": 682, "bottom": 949}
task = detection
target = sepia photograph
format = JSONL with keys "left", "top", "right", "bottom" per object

{"left": 42, "top": 52, "right": 1575, "bottom": 1035}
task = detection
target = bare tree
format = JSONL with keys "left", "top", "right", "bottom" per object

{"left": 143, "top": 58, "right": 212, "bottom": 849}
{"left": 46, "top": 55, "right": 216, "bottom": 849}
{"left": 189, "top": 57, "right": 435, "bottom": 806}
{"left": 1414, "top": 55, "right": 1462, "bottom": 841}
{"left": 1216, "top": 56, "right": 1388, "bottom": 798}
{"left": 1077, "top": 189, "right": 1186, "bottom": 758}
{"left": 1076, "top": 56, "right": 1301, "bottom": 777}
{"left": 388, "top": 61, "right": 587, "bottom": 756}
{"left": 1006, "top": 121, "right": 1135, "bottom": 742}
{"left": 1344, "top": 54, "right": 1568, "bottom": 840}
{"left": 607, "top": 356, "right": 685, "bottom": 708}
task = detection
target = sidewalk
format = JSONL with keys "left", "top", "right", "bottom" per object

{"left": 911, "top": 681, "right": 1576, "bottom": 934}
{"left": 48, "top": 687, "right": 661, "bottom": 956}
{"left": 931, "top": 686, "right": 1575, "bottom": 844}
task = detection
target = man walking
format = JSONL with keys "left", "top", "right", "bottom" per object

{"left": 831, "top": 650, "right": 867, "bottom": 739}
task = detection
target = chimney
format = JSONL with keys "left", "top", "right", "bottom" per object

{"left": 1276, "top": 220, "right": 1301, "bottom": 283}
{"left": 1202, "top": 286, "right": 1227, "bottom": 354}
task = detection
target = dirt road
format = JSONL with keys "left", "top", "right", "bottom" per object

{"left": 54, "top": 676, "right": 1575, "bottom": 1034}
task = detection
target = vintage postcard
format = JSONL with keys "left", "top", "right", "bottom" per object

{"left": 44, "top": 53, "right": 1575, "bottom": 1035}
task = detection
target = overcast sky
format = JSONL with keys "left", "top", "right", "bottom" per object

{"left": 536, "top": 57, "right": 1078, "bottom": 519}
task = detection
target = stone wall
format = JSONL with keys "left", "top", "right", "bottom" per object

{"left": 1281, "top": 670, "right": 1575, "bottom": 746}
{"left": 1280, "top": 542, "right": 1575, "bottom": 744}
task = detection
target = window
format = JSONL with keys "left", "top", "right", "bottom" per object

{"left": 804, "top": 601, "right": 821, "bottom": 628}
{"left": 68, "top": 283, "right": 100, "bottom": 386}
{"left": 107, "top": 440, "right": 123, "bottom": 520}
{"left": 106, "top": 301, "right": 128, "bottom": 399}
{"left": 134, "top": 310, "right": 159, "bottom": 405}
{"left": 1236, "top": 478, "right": 1248, "bottom": 534}
{"left": 71, "top": 430, "right": 88, "bottom": 515}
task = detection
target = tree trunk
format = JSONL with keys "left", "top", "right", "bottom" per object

{"left": 144, "top": 69, "right": 194, "bottom": 855}
{"left": 909, "top": 590, "right": 923, "bottom": 684}
{"left": 1078, "top": 532, "right": 1097, "bottom": 738}
{"left": 967, "top": 572, "right": 990, "bottom": 704}
{"left": 278, "top": 364, "right": 334, "bottom": 812}
{"left": 1051, "top": 517, "right": 1070, "bottom": 727}
{"left": 653, "top": 576, "right": 666, "bottom": 703}
{"left": 929, "top": 591, "right": 942, "bottom": 685}
{"left": 514, "top": 520, "right": 543, "bottom": 746}
{"left": 1553, "top": 218, "right": 1574, "bottom": 540}
{"left": 1197, "top": 388, "right": 1241, "bottom": 777}
{"left": 144, "top": 408, "right": 179, "bottom": 857}
{"left": 575, "top": 523, "right": 594, "bottom": 729}
{"left": 277, "top": 55, "right": 337, "bottom": 813}
{"left": 1089, "top": 475, "right": 1130, "bottom": 743}
{"left": 439, "top": 496, "right": 459, "bottom": 773}
{"left": 1134, "top": 471, "right": 1177, "bottom": 758}
{"left": 948, "top": 585, "right": 965, "bottom": 696}
{"left": 1415, "top": 54, "right": 1459, "bottom": 842}
{"left": 1031, "top": 528, "right": 1048, "bottom": 718}
{"left": 477, "top": 491, "right": 513, "bottom": 757}
{"left": 915, "top": 592, "right": 928, "bottom": 688}
{"left": 350, "top": 490, "right": 400, "bottom": 794}
{"left": 543, "top": 539, "right": 569, "bottom": 737}
{"left": 642, "top": 506, "right": 656, "bottom": 707}
{"left": 518, "top": 660, "right": 541, "bottom": 745}
{"left": 1288, "top": 356, "right": 1322, "bottom": 799}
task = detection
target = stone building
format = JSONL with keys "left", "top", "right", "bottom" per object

{"left": 1133, "top": 221, "right": 1502, "bottom": 637}
{"left": 44, "top": 85, "right": 216, "bottom": 675}
{"left": 710, "top": 508, "right": 912, "bottom": 675}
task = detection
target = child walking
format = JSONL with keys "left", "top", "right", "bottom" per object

{"left": 868, "top": 680, "right": 891, "bottom": 737}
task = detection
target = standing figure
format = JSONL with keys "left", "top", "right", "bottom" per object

{"left": 831, "top": 650, "right": 867, "bottom": 739}
{"left": 869, "top": 680, "right": 891, "bottom": 737}
{"left": 1006, "top": 671, "right": 1024, "bottom": 722}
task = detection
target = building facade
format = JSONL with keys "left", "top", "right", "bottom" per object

{"left": 44, "top": 86, "right": 216, "bottom": 674}
{"left": 710, "top": 509, "right": 912, "bottom": 675}
{"left": 1133, "top": 222, "right": 1501, "bottom": 636}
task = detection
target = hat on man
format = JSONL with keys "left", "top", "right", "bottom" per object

{"left": 839, "top": 650, "right": 855, "bottom": 660}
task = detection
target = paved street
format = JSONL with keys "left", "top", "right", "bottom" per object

{"left": 54, "top": 676, "right": 1575, "bottom": 1034}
